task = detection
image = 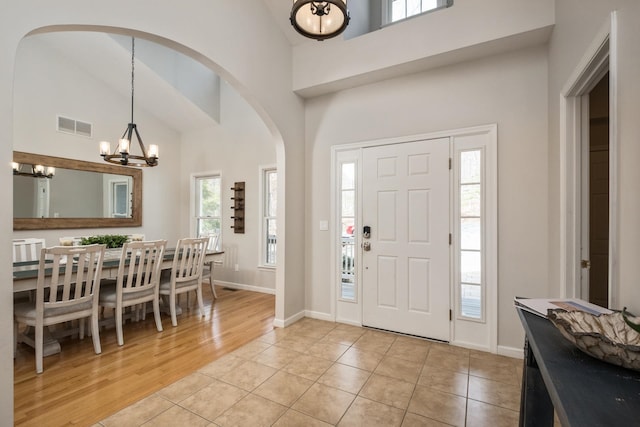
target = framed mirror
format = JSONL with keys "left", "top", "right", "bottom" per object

{"left": 13, "top": 151, "right": 142, "bottom": 230}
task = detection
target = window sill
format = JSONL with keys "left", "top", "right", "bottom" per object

{"left": 257, "top": 264, "right": 276, "bottom": 271}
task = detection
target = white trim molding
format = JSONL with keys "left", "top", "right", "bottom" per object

{"left": 559, "top": 12, "right": 618, "bottom": 308}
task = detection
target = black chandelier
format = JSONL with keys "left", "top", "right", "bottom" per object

{"left": 12, "top": 162, "right": 55, "bottom": 179}
{"left": 290, "top": 0, "right": 350, "bottom": 41}
{"left": 100, "top": 37, "right": 158, "bottom": 167}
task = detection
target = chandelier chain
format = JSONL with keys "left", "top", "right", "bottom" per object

{"left": 130, "top": 37, "right": 135, "bottom": 124}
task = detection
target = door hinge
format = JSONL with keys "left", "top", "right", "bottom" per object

{"left": 449, "top": 309, "right": 452, "bottom": 321}
{"left": 449, "top": 233, "right": 452, "bottom": 245}
{"left": 449, "top": 158, "right": 452, "bottom": 170}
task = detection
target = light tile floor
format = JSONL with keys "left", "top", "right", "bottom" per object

{"left": 95, "top": 318, "right": 523, "bottom": 426}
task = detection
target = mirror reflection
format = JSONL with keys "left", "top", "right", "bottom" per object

{"left": 13, "top": 151, "right": 142, "bottom": 230}
{"left": 14, "top": 168, "right": 132, "bottom": 219}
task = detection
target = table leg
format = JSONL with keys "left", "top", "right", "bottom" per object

{"left": 18, "top": 326, "right": 62, "bottom": 357}
{"left": 520, "top": 336, "right": 554, "bottom": 427}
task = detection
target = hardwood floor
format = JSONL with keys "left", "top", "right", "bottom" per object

{"left": 13, "top": 286, "right": 275, "bottom": 426}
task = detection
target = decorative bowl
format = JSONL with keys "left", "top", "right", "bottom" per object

{"left": 547, "top": 309, "right": 640, "bottom": 372}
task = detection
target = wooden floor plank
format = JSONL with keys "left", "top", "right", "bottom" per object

{"left": 13, "top": 286, "right": 275, "bottom": 426}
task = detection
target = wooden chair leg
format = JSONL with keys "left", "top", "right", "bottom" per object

{"left": 91, "top": 313, "right": 102, "bottom": 354}
{"left": 209, "top": 277, "right": 218, "bottom": 299}
{"left": 35, "top": 323, "right": 43, "bottom": 374}
{"left": 79, "top": 318, "right": 85, "bottom": 340}
{"left": 170, "top": 292, "right": 178, "bottom": 327}
{"left": 197, "top": 285, "right": 204, "bottom": 317}
{"left": 116, "top": 306, "right": 124, "bottom": 346}
{"left": 153, "top": 297, "right": 163, "bottom": 332}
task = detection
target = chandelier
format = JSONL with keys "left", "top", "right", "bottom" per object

{"left": 12, "top": 162, "right": 55, "bottom": 179}
{"left": 100, "top": 37, "right": 158, "bottom": 167}
{"left": 290, "top": 1, "right": 350, "bottom": 41}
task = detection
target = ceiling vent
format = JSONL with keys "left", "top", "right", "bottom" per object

{"left": 57, "top": 115, "right": 92, "bottom": 138}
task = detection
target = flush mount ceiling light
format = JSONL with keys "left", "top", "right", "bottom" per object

{"left": 100, "top": 37, "right": 158, "bottom": 167}
{"left": 290, "top": 0, "right": 350, "bottom": 41}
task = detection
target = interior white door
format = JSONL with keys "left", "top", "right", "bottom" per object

{"left": 362, "top": 138, "right": 450, "bottom": 340}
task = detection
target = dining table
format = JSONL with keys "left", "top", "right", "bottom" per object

{"left": 13, "top": 247, "right": 224, "bottom": 356}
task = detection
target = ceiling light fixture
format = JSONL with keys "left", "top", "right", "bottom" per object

{"left": 100, "top": 37, "right": 158, "bottom": 167}
{"left": 290, "top": 0, "right": 350, "bottom": 41}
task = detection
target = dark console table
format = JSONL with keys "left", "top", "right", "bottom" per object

{"left": 517, "top": 308, "right": 640, "bottom": 426}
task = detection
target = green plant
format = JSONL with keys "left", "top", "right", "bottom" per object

{"left": 80, "top": 234, "right": 128, "bottom": 249}
{"left": 622, "top": 308, "right": 640, "bottom": 334}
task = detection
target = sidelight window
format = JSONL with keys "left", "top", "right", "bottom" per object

{"left": 458, "top": 149, "right": 483, "bottom": 320}
{"left": 340, "top": 162, "right": 356, "bottom": 301}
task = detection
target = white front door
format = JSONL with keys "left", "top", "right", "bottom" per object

{"left": 362, "top": 138, "right": 451, "bottom": 340}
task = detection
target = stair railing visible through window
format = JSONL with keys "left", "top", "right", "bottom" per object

{"left": 340, "top": 161, "right": 356, "bottom": 301}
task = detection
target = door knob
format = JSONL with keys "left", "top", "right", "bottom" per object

{"left": 581, "top": 259, "right": 591, "bottom": 269}
{"left": 362, "top": 242, "right": 371, "bottom": 251}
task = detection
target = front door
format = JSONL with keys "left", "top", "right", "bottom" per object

{"left": 361, "top": 138, "right": 450, "bottom": 340}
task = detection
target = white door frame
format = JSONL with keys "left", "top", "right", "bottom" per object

{"left": 560, "top": 12, "right": 618, "bottom": 309}
{"left": 330, "top": 123, "right": 498, "bottom": 352}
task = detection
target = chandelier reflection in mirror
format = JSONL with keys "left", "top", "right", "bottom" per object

{"left": 290, "top": 0, "right": 350, "bottom": 41}
{"left": 100, "top": 37, "right": 159, "bottom": 167}
{"left": 12, "top": 162, "right": 55, "bottom": 179}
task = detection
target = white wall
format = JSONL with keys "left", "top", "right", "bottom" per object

{"left": 305, "top": 45, "right": 549, "bottom": 350}
{"left": 180, "top": 82, "right": 277, "bottom": 292}
{"left": 12, "top": 35, "right": 182, "bottom": 245}
{"left": 547, "top": 0, "right": 640, "bottom": 312}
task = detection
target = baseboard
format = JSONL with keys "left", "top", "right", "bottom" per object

{"left": 497, "top": 345, "right": 524, "bottom": 359}
{"left": 212, "top": 280, "right": 275, "bottom": 295}
{"left": 304, "top": 310, "right": 334, "bottom": 322}
{"left": 336, "top": 317, "right": 362, "bottom": 327}
{"left": 450, "top": 340, "right": 491, "bottom": 353}
{"left": 283, "top": 310, "right": 306, "bottom": 327}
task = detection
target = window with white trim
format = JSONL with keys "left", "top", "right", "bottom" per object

{"left": 458, "top": 149, "right": 483, "bottom": 320}
{"left": 385, "top": 0, "right": 453, "bottom": 25}
{"left": 261, "top": 167, "right": 277, "bottom": 266}
{"left": 339, "top": 161, "right": 356, "bottom": 301}
{"left": 194, "top": 175, "right": 221, "bottom": 250}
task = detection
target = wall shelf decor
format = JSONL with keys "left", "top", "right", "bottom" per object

{"left": 230, "top": 181, "right": 245, "bottom": 234}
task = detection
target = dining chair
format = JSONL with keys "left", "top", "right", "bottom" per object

{"left": 12, "top": 238, "right": 46, "bottom": 303}
{"left": 14, "top": 244, "right": 106, "bottom": 374}
{"left": 201, "top": 233, "right": 220, "bottom": 299}
{"left": 159, "top": 237, "right": 209, "bottom": 326}
{"left": 99, "top": 240, "right": 167, "bottom": 346}
{"left": 12, "top": 238, "right": 46, "bottom": 263}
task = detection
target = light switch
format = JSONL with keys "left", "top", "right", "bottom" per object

{"left": 319, "top": 220, "right": 328, "bottom": 231}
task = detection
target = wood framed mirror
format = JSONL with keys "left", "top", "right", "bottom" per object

{"left": 13, "top": 151, "right": 142, "bottom": 230}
